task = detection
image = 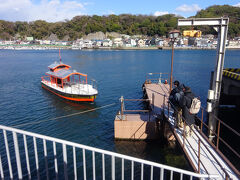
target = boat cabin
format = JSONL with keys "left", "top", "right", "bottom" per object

{"left": 44, "top": 61, "right": 87, "bottom": 88}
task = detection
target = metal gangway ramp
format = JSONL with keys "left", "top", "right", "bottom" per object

{"left": 142, "top": 77, "right": 240, "bottom": 180}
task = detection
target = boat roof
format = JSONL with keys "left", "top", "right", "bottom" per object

{"left": 46, "top": 69, "right": 87, "bottom": 79}
{"left": 48, "top": 61, "right": 71, "bottom": 70}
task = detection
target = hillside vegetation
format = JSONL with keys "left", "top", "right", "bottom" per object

{"left": 0, "top": 5, "right": 239, "bottom": 40}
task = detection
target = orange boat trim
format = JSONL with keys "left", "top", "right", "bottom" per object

{"left": 42, "top": 84, "right": 95, "bottom": 102}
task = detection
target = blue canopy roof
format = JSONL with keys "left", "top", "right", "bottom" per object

{"left": 46, "top": 69, "right": 73, "bottom": 79}
{"left": 48, "top": 61, "right": 71, "bottom": 70}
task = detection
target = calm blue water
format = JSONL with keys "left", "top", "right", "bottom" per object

{"left": 0, "top": 49, "right": 239, "bottom": 178}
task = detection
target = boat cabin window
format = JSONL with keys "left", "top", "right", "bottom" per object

{"left": 57, "top": 78, "right": 62, "bottom": 85}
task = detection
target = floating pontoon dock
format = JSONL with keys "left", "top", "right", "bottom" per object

{"left": 114, "top": 79, "right": 239, "bottom": 179}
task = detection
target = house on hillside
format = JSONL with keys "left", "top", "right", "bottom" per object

{"left": 82, "top": 40, "right": 93, "bottom": 48}
{"left": 156, "top": 39, "right": 164, "bottom": 47}
{"left": 2, "top": 40, "right": 15, "bottom": 45}
{"left": 72, "top": 39, "right": 84, "bottom": 49}
{"left": 228, "top": 39, "right": 240, "bottom": 47}
{"left": 113, "top": 38, "right": 123, "bottom": 47}
{"left": 196, "top": 38, "right": 210, "bottom": 47}
{"left": 26, "top": 37, "right": 34, "bottom": 41}
{"left": 102, "top": 39, "right": 113, "bottom": 47}
{"left": 137, "top": 39, "right": 145, "bottom": 47}
{"left": 39, "top": 40, "right": 51, "bottom": 45}
{"left": 124, "top": 39, "right": 136, "bottom": 47}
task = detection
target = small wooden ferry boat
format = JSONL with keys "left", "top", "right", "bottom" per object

{"left": 41, "top": 61, "right": 98, "bottom": 102}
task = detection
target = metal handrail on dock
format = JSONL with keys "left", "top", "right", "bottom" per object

{"left": 119, "top": 96, "right": 152, "bottom": 121}
{"left": 196, "top": 107, "right": 240, "bottom": 158}
{"left": 166, "top": 102, "right": 222, "bottom": 175}
{"left": 160, "top": 89, "right": 240, "bottom": 178}
{"left": 159, "top": 82, "right": 240, "bottom": 179}
{"left": 145, "top": 72, "right": 170, "bottom": 85}
{"left": 195, "top": 107, "right": 240, "bottom": 175}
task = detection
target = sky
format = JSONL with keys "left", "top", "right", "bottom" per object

{"left": 0, "top": 0, "right": 239, "bottom": 22}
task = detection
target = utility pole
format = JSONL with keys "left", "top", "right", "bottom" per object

{"left": 178, "top": 17, "right": 229, "bottom": 140}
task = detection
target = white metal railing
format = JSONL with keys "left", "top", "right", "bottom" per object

{"left": 42, "top": 79, "right": 97, "bottom": 95}
{"left": 146, "top": 73, "right": 170, "bottom": 84}
{"left": 0, "top": 125, "right": 219, "bottom": 179}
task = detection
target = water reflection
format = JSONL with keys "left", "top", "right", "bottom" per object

{"left": 114, "top": 140, "right": 191, "bottom": 170}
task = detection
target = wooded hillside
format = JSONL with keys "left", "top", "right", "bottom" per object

{"left": 0, "top": 5, "right": 239, "bottom": 40}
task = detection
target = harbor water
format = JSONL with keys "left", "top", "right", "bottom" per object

{"left": 0, "top": 49, "right": 239, "bottom": 178}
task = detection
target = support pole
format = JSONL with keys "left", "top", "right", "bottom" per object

{"left": 170, "top": 42, "right": 174, "bottom": 93}
{"left": 120, "top": 96, "right": 124, "bottom": 120}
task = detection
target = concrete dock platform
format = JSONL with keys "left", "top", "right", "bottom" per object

{"left": 114, "top": 82, "right": 169, "bottom": 140}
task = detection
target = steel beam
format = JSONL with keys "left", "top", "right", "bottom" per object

{"left": 178, "top": 18, "right": 229, "bottom": 26}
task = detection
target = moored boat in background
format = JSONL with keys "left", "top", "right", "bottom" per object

{"left": 41, "top": 60, "right": 98, "bottom": 102}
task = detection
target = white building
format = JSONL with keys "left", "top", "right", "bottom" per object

{"left": 72, "top": 39, "right": 83, "bottom": 49}
{"left": 2, "top": 40, "right": 15, "bottom": 45}
{"left": 82, "top": 40, "right": 93, "bottom": 48}
{"left": 157, "top": 39, "right": 164, "bottom": 47}
{"left": 102, "top": 39, "right": 113, "bottom": 47}
{"left": 40, "top": 40, "right": 51, "bottom": 45}
{"left": 137, "top": 39, "right": 145, "bottom": 47}
{"left": 55, "top": 41, "right": 68, "bottom": 46}
{"left": 113, "top": 38, "right": 123, "bottom": 47}
{"left": 124, "top": 39, "right": 136, "bottom": 47}
{"left": 228, "top": 40, "right": 240, "bottom": 47}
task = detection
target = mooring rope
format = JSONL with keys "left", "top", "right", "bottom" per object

{"left": 13, "top": 102, "right": 116, "bottom": 128}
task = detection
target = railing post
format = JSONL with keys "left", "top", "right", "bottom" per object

{"left": 158, "top": 73, "right": 162, "bottom": 84}
{"left": 63, "top": 144, "right": 68, "bottom": 180}
{"left": 112, "top": 156, "right": 115, "bottom": 180}
{"left": 152, "top": 93, "right": 155, "bottom": 111}
{"left": 183, "top": 121, "right": 186, "bottom": 148}
{"left": 43, "top": 139, "right": 49, "bottom": 180}
{"left": 120, "top": 96, "right": 124, "bottom": 120}
{"left": 3, "top": 130, "right": 13, "bottom": 180}
{"left": 198, "top": 139, "right": 201, "bottom": 173}
{"left": 13, "top": 132, "right": 22, "bottom": 180}
{"left": 168, "top": 102, "right": 170, "bottom": 122}
{"left": 216, "top": 120, "right": 221, "bottom": 150}
{"left": 201, "top": 108, "right": 203, "bottom": 132}
{"left": 163, "top": 95, "right": 165, "bottom": 109}
{"left": 33, "top": 137, "right": 40, "bottom": 180}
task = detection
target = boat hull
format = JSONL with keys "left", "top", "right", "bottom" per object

{"left": 42, "top": 83, "right": 97, "bottom": 102}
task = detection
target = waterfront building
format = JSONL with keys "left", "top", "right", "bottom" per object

{"left": 25, "top": 37, "right": 34, "bottom": 41}
{"left": 82, "top": 40, "right": 93, "bottom": 48}
{"left": 113, "top": 38, "right": 123, "bottom": 47}
{"left": 137, "top": 39, "right": 145, "bottom": 47}
{"left": 156, "top": 39, "right": 164, "bottom": 47}
{"left": 102, "top": 39, "right": 113, "bottom": 47}
{"left": 40, "top": 40, "right": 51, "bottom": 45}
{"left": 228, "top": 39, "right": 240, "bottom": 47}
{"left": 92, "top": 40, "right": 102, "bottom": 47}
{"left": 196, "top": 38, "right": 210, "bottom": 47}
